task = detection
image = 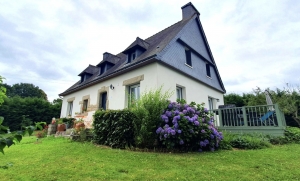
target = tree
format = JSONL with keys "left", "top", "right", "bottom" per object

{"left": 224, "top": 93, "right": 245, "bottom": 107}
{"left": 5, "top": 83, "right": 48, "bottom": 100}
{"left": 0, "top": 76, "right": 6, "bottom": 105}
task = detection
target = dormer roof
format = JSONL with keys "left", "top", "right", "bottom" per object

{"left": 97, "top": 52, "right": 120, "bottom": 67}
{"left": 78, "top": 64, "right": 98, "bottom": 76}
{"left": 122, "top": 37, "right": 150, "bottom": 54}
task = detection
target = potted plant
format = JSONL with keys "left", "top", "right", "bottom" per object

{"left": 57, "top": 119, "right": 66, "bottom": 132}
{"left": 74, "top": 119, "right": 85, "bottom": 131}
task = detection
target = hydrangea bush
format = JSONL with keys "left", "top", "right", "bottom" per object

{"left": 156, "top": 100, "right": 223, "bottom": 152}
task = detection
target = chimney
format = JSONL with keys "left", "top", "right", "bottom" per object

{"left": 181, "top": 2, "right": 200, "bottom": 20}
{"left": 103, "top": 52, "right": 110, "bottom": 60}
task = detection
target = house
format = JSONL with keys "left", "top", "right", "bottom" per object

{"left": 59, "top": 2, "right": 226, "bottom": 126}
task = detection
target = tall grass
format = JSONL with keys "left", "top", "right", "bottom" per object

{"left": 130, "top": 86, "right": 173, "bottom": 148}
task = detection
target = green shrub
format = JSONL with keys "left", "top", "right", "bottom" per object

{"left": 130, "top": 86, "right": 172, "bottom": 148}
{"left": 93, "top": 109, "right": 135, "bottom": 148}
{"left": 284, "top": 126, "right": 300, "bottom": 143}
{"left": 220, "top": 131, "right": 271, "bottom": 149}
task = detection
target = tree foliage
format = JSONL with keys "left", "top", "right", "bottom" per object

{"left": 0, "top": 76, "right": 6, "bottom": 105}
{"left": 4, "top": 83, "right": 48, "bottom": 100}
{"left": 224, "top": 86, "right": 300, "bottom": 127}
{"left": 0, "top": 96, "right": 61, "bottom": 131}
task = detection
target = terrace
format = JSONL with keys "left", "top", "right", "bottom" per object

{"left": 211, "top": 104, "right": 287, "bottom": 136}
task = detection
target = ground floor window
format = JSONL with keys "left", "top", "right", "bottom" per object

{"left": 82, "top": 99, "right": 88, "bottom": 113}
{"left": 129, "top": 84, "right": 140, "bottom": 105}
{"left": 99, "top": 92, "right": 107, "bottom": 110}
{"left": 67, "top": 101, "right": 73, "bottom": 116}
{"left": 176, "top": 86, "right": 183, "bottom": 100}
{"left": 208, "top": 97, "right": 214, "bottom": 110}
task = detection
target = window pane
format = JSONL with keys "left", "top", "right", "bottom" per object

{"left": 176, "top": 87, "right": 182, "bottom": 100}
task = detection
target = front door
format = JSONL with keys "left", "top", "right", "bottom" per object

{"left": 101, "top": 92, "right": 107, "bottom": 110}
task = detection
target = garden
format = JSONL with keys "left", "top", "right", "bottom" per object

{"left": 1, "top": 82, "right": 300, "bottom": 180}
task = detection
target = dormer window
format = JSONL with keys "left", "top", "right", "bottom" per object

{"left": 122, "top": 37, "right": 149, "bottom": 64}
{"left": 132, "top": 52, "right": 136, "bottom": 61}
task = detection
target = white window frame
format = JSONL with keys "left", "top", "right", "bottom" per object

{"left": 67, "top": 101, "right": 73, "bottom": 116}
{"left": 82, "top": 99, "right": 88, "bottom": 113}
{"left": 176, "top": 86, "right": 183, "bottom": 100}
{"left": 208, "top": 97, "right": 214, "bottom": 111}
{"left": 129, "top": 84, "right": 140, "bottom": 105}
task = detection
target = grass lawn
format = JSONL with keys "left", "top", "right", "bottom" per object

{"left": 1, "top": 136, "right": 300, "bottom": 181}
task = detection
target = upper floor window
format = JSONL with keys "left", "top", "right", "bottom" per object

{"left": 206, "top": 64, "right": 211, "bottom": 77}
{"left": 185, "top": 49, "right": 192, "bottom": 67}
{"left": 128, "top": 52, "right": 136, "bottom": 63}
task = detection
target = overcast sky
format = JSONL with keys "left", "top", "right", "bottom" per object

{"left": 0, "top": 0, "right": 299, "bottom": 102}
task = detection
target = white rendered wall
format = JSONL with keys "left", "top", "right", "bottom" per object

{"left": 156, "top": 63, "right": 224, "bottom": 108}
{"left": 60, "top": 63, "right": 158, "bottom": 118}
{"left": 60, "top": 62, "right": 224, "bottom": 125}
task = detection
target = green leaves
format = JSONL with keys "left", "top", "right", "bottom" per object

{"left": 93, "top": 109, "right": 135, "bottom": 148}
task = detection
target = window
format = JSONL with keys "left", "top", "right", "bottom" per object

{"left": 206, "top": 64, "right": 211, "bottom": 77}
{"left": 99, "top": 92, "right": 107, "bottom": 110}
{"left": 132, "top": 52, "right": 136, "bottom": 61}
{"left": 176, "top": 87, "right": 183, "bottom": 100}
{"left": 82, "top": 99, "right": 88, "bottom": 113}
{"left": 129, "top": 84, "right": 140, "bottom": 105}
{"left": 127, "top": 52, "right": 136, "bottom": 63}
{"left": 67, "top": 101, "right": 73, "bottom": 116}
{"left": 185, "top": 49, "right": 192, "bottom": 66}
{"left": 208, "top": 97, "right": 213, "bottom": 111}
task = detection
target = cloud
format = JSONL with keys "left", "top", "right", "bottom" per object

{"left": 0, "top": 0, "right": 299, "bottom": 101}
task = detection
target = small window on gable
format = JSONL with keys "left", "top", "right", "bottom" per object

{"left": 185, "top": 49, "right": 192, "bottom": 67}
{"left": 206, "top": 64, "right": 211, "bottom": 77}
{"left": 176, "top": 87, "right": 183, "bottom": 100}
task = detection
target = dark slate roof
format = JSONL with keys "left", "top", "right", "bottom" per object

{"left": 60, "top": 17, "right": 193, "bottom": 96}
{"left": 78, "top": 64, "right": 98, "bottom": 76}
{"left": 122, "top": 37, "right": 150, "bottom": 54}
{"left": 59, "top": 2, "right": 226, "bottom": 96}
{"left": 96, "top": 53, "right": 120, "bottom": 66}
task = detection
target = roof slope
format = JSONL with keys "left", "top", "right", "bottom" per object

{"left": 60, "top": 2, "right": 226, "bottom": 96}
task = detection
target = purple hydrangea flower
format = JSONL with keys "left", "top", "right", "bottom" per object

{"left": 183, "top": 110, "right": 187, "bottom": 114}
{"left": 204, "top": 139, "right": 209, "bottom": 144}
{"left": 179, "top": 140, "right": 184, "bottom": 145}
{"left": 156, "top": 127, "right": 163, "bottom": 134}
{"left": 168, "top": 104, "right": 173, "bottom": 109}
{"left": 171, "top": 130, "right": 176, "bottom": 135}
{"left": 194, "top": 121, "right": 199, "bottom": 126}
{"left": 174, "top": 123, "right": 179, "bottom": 129}
{"left": 164, "top": 134, "right": 168, "bottom": 138}
{"left": 210, "top": 147, "right": 215, "bottom": 152}
{"left": 200, "top": 141, "right": 206, "bottom": 147}
{"left": 204, "top": 108, "right": 208, "bottom": 112}
{"left": 201, "top": 129, "right": 206, "bottom": 133}
{"left": 165, "top": 111, "right": 172, "bottom": 117}
{"left": 164, "top": 124, "right": 169, "bottom": 128}
{"left": 177, "top": 130, "right": 182, "bottom": 134}
{"left": 210, "top": 134, "right": 214, "bottom": 139}
{"left": 184, "top": 104, "right": 189, "bottom": 109}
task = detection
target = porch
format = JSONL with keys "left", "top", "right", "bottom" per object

{"left": 211, "top": 104, "right": 287, "bottom": 136}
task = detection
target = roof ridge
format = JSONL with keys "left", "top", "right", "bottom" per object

{"left": 145, "top": 19, "right": 183, "bottom": 41}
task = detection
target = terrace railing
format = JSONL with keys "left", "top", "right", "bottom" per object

{"left": 210, "top": 104, "right": 286, "bottom": 136}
